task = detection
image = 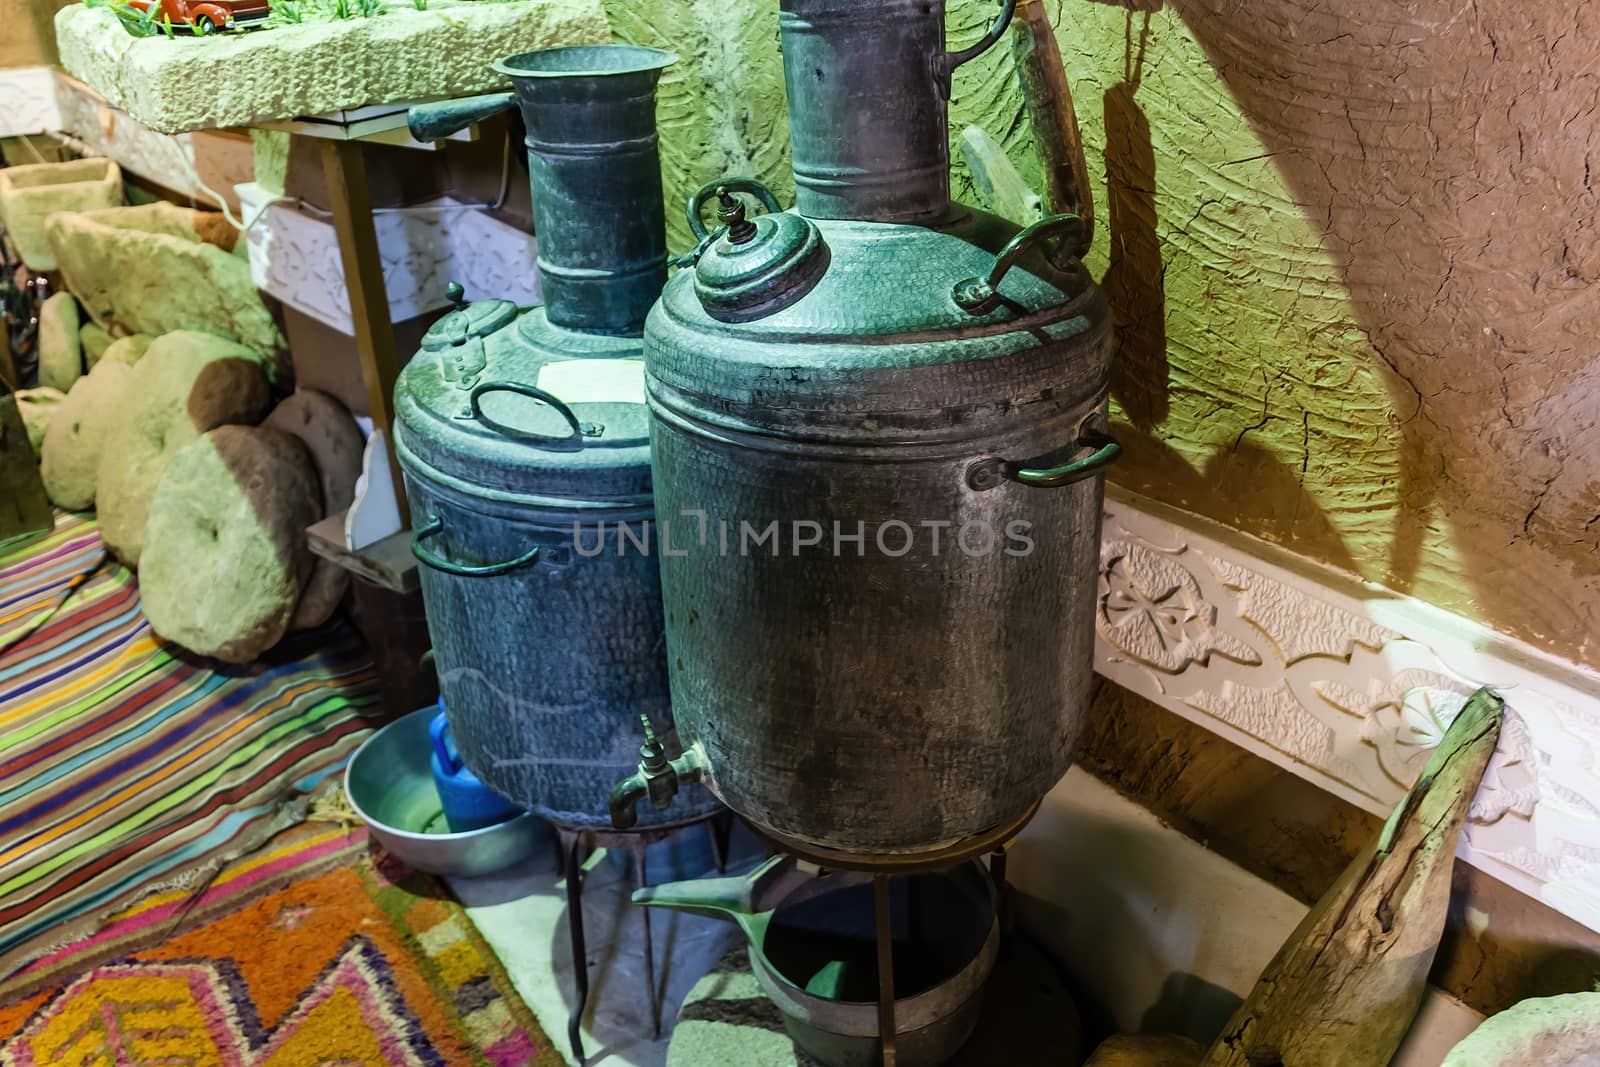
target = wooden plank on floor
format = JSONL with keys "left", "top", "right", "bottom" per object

{"left": 1078, "top": 678, "right": 1600, "bottom": 1016}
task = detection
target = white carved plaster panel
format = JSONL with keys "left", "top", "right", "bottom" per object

{"left": 1095, "top": 487, "right": 1600, "bottom": 932}
{"left": 236, "top": 181, "right": 540, "bottom": 333}
{"left": 53, "top": 77, "right": 205, "bottom": 202}
{"left": 0, "top": 68, "right": 62, "bottom": 138}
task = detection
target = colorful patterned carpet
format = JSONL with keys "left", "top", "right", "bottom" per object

{"left": 0, "top": 823, "right": 561, "bottom": 1066}
{"left": 0, "top": 512, "right": 385, "bottom": 980}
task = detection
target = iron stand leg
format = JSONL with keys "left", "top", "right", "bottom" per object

{"left": 873, "top": 873, "right": 897, "bottom": 1067}
{"left": 632, "top": 842, "right": 661, "bottom": 1038}
{"left": 708, "top": 809, "right": 733, "bottom": 874}
{"left": 563, "top": 832, "right": 589, "bottom": 1066}
{"left": 990, "top": 846, "right": 1011, "bottom": 938}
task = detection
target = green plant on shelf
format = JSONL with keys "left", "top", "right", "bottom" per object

{"left": 324, "top": 0, "right": 352, "bottom": 18}
{"left": 354, "top": 0, "right": 383, "bottom": 16}
{"left": 268, "top": 0, "right": 304, "bottom": 23}
{"left": 411, "top": 0, "right": 426, "bottom": 9}
{"left": 109, "top": 0, "right": 161, "bottom": 36}
{"left": 160, "top": 10, "right": 175, "bottom": 36}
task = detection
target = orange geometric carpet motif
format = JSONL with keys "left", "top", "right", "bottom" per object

{"left": 3, "top": 940, "right": 436, "bottom": 1067}
{"left": 0, "top": 825, "right": 561, "bottom": 1067}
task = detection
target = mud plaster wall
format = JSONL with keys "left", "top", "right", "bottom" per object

{"left": 0, "top": 0, "right": 72, "bottom": 68}
{"left": 609, "top": 0, "right": 1600, "bottom": 670}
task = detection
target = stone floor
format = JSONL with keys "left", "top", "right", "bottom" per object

{"left": 446, "top": 829, "right": 755, "bottom": 1066}
{"left": 444, "top": 769, "right": 1486, "bottom": 1066}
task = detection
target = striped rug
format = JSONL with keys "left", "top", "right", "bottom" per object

{"left": 0, "top": 512, "right": 384, "bottom": 982}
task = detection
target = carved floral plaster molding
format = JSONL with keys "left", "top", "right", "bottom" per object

{"left": 0, "top": 68, "right": 61, "bottom": 139}
{"left": 1096, "top": 487, "right": 1600, "bottom": 932}
{"left": 236, "top": 181, "right": 540, "bottom": 333}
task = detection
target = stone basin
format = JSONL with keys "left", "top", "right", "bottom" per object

{"left": 53, "top": 0, "right": 609, "bottom": 135}
{"left": 45, "top": 201, "right": 285, "bottom": 377}
{"left": 0, "top": 157, "right": 122, "bottom": 271}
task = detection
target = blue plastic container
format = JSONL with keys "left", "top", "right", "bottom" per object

{"left": 429, "top": 706, "right": 524, "bottom": 833}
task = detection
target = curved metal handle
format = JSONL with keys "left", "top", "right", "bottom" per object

{"left": 408, "top": 92, "right": 517, "bottom": 143}
{"left": 686, "top": 177, "right": 784, "bottom": 242}
{"left": 412, "top": 517, "right": 543, "bottom": 578}
{"left": 952, "top": 212, "right": 1085, "bottom": 315}
{"left": 469, "top": 381, "right": 596, "bottom": 447}
{"left": 943, "top": 0, "right": 1019, "bottom": 76}
{"left": 967, "top": 428, "right": 1121, "bottom": 490}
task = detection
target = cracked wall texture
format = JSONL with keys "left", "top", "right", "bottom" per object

{"left": 613, "top": 0, "right": 1599, "bottom": 669}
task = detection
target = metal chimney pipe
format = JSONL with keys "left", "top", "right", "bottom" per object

{"left": 778, "top": 0, "right": 1016, "bottom": 223}
{"left": 494, "top": 45, "right": 676, "bottom": 334}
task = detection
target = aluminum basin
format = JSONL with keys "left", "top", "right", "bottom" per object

{"left": 344, "top": 707, "right": 550, "bottom": 877}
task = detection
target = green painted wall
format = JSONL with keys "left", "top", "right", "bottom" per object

{"left": 607, "top": 0, "right": 1600, "bottom": 668}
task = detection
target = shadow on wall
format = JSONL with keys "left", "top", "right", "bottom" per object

{"left": 1102, "top": 12, "right": 1169, "bottom": 431}
{"left": 1099, "top": 0, "right": 1600, "bottom": 662}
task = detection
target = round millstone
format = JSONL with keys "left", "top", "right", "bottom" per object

{"left": 100, "top": 333, "right": 155, "bottom": 368}
{"left": 95, "top": 330, "right": 272, "bottom": 566}
{"left": 80, "top": 322, "right": 115, "bottom": 370}
{"left": 140, "top": 424, "right": 321, "bottom": 663}
{"left": 40, "top": 364, "right": 133, "bottom": 510}
{"left": 1441, "top": 991, "right": 1600, "bottom": 1066}
{"left": 15, "top": 387, "right": 65, "bottom": 458}
{"left": 1084, "top": 1035, "right": 1205, "bottom": 1067}
{"left": 263, "top": 389, "right": 365, "bottom": 629}
{"left": 37, "top": 291, "right": 83, "bottom": 392}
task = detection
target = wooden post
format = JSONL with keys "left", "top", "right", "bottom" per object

{"left": 0, "top": 391, "right": 51, "bottom": 547}
{"left": 1013, "top": 0, "right": 1095, "bottom": 251}
{"left": 1201, "top": 688, "right": 1505, "bottom": 1067}
{"left": 318, "top": 135, "right": 410, "bottom": 520}
{"left": 0, "top": 322, "right": 17, "bottom": 392}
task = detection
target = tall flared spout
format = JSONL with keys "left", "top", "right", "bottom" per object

{"left": 409, "top": 45, "right": 676, "bottom": 335}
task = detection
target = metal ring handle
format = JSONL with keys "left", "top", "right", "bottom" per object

{"left": 952, "top": 212, "right": 1086, "bottom": 315}
{"left": 967, "top": 428, "right": 1121, "bottom": 490}
{"left": 944, "top": 0, "right": 1019, "bottom": 74}
{"left": 469, "top": 381, "right": 590, "bottom": 447}
{"left": 686, "top": 177, "right": 784, "bottom": 241}
{"left": 412, "top": 517, "right": 542, "bottom": 578}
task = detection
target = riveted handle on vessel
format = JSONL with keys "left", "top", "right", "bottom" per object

{"left": 469, "top": 381, "right": 599, "bottom": 448}
{"left": 412, "top": 517, "right": 543, "bottom": 578}
{"left": 940, "top": 0, "right": 1019, "bottom": 81}
{"left": 686, "top": 177, "right": 784, "bottom": 242}
{"left": 966, "top": 429, "right": 1120, "bottom": 491}
{"left": 407, "top": 92, "right": 517, "bottom": 142}
{"left": 952, "top": 213, "right": 1086, "bottom": 316}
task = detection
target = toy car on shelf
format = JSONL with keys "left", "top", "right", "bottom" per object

{"left": 125, "top": 0, "right": 271, "bottom": 34}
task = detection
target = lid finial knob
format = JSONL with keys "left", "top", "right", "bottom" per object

{"left": 716, "top": 187, "right": 758, "bottom": 245}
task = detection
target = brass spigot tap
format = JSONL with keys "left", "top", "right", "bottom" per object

{"left": 608, "top": 715, "right": 706, "bottom": 829}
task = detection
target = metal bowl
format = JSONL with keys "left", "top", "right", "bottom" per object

{"left": 344, "top": 707, "right": 551, "bottom": 877}
{"left": 749, "top": 861, "right": 999, "bottom": 1067}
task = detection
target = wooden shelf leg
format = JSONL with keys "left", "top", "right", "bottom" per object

{"left": 317, "top": 135, "right": 410, "bottom": 521}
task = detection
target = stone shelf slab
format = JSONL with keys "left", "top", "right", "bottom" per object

{"left": 53, "top": 0, "right": 609, "bottom": 135}
{"left": 52, "top": 74, "right": 256, "bottom": 216}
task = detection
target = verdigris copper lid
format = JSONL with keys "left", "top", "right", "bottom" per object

{"left": 692, "top": 190, "right": 828, "bottom": 323}
{"left": 396, "top": 302, "right": 654, "bottom": 507}
{"left": 421, "top": 283, "right": 519, "bottom": 350}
